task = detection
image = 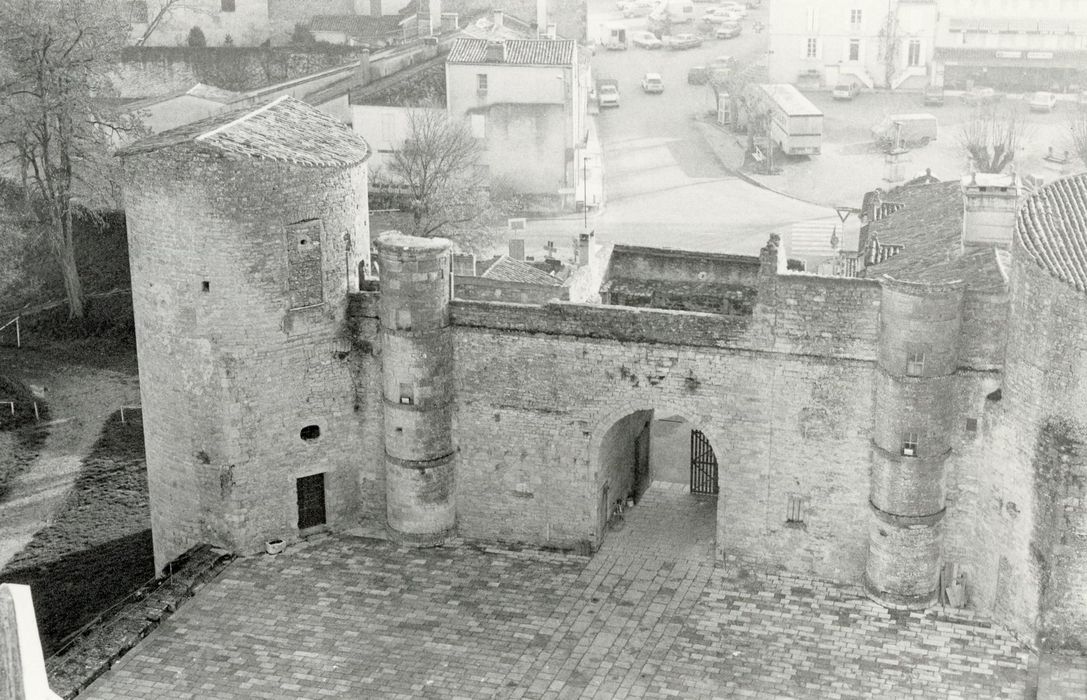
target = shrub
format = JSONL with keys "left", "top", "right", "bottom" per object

{"left": 186, "top": 26, "right": 206, "bottom": 47}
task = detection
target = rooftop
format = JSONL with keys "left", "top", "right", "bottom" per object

{"left": 116, "top": 96, "right": 371, "bottom": 167}
{"left": 447, "top": 38, "right": 576, "bottom": 66}
{"left": 308, "top": 14, "right": 405, "bottom": 41}
{"left": 481, "top": 256, "right": 564, "bottom": 286}
{"left": 1018, "top": 173, "right": 1087, "bottom": 293}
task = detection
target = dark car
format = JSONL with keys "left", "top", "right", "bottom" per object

{"left": 687, "top": 65, "right": 709, "bottom": 85}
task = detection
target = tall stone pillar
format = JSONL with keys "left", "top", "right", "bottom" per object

{"left": 865, "top": 279, "right": 963, "bottom": 608}
{"left": 375, "top": 232, "right": 456, "bottom": 543}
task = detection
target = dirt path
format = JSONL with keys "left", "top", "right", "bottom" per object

{"left": 0, "top": 349, "right": 141, "bottom": 569}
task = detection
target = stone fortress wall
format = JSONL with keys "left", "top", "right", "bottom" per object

{"left": 121, "top": 113, "right": 1087, "bottom": 654}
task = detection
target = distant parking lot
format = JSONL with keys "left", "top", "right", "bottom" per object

{"left": 747, "top": 88, "right": 1081, "bottom": 207}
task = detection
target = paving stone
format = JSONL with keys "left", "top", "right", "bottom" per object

{"left": 81, "top": 485, "right": 1036, "bottom": 699}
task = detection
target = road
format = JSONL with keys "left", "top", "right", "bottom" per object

{"left": 516, "top": 1, "right": 835, "bottom": 260}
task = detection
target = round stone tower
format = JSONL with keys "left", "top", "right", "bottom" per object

{"left": 865, "top": 278, "right": 964, "bottom": 608}
{"left": 118, "top": 97, "right": 372, "bottom": 571}
{"left": 375, "top": 232, "right": 456, "bottom": 543}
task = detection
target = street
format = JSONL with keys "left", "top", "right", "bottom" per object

{"left": 516, "top": 1, "right": 836, "bottom": 260}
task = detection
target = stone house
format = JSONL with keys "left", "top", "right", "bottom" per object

{"left": 118, "top": 98, "right": 1087, "bottom": 654}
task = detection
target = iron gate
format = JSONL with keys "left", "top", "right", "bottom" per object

{"left": 690, "top": 429, "right": 719, "bottom": 495}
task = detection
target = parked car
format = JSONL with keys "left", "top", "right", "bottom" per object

{"left": 714, "top": 22, "right": 742, "bottom": 39}
{"left": 922, "top": 85, "right": 945, "bottom": 106}
{"left": 719, "top": 2, "right": 748, "bottom": 17}
{"left": 1028, "top": 91, "right": 1058, "bottom": 112}
{"left": 832, "top": 80, "right": 861, "bottom": 101}
{"left": 687, "top": 65, "right": 709, "bottom": 85}
{"left": 596, "top": 79, "right": 621, "bottom": 108}
{"left": 619, "top": 0, "right": 657, "bottom": 17}
{"left": 962, "top": 86, "right": 1003, "bottom": 105}
{"left": 631, "top": 30, "right": 663, "bottom": 49}
{"left": 664, "top": 33, "right": 703, "bottom": 50}
{"left": 701, "top": 8, "right": 741, "bottom": 24}
{"left": 642, "top": 73, "right": 665, "bottom": 94}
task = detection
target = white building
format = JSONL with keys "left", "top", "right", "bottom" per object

{"left": 933, "top": 0, "right": 1087, "bottom": 91}
{"left": 768, "top": 0, "right": 938, "bottom": 90}
{"left": 445, "top": 33, "right": 597, "bottom": 210}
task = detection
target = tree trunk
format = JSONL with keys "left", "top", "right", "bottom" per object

{"left": 49, "top": 212, "right": 85, "bottom": 319}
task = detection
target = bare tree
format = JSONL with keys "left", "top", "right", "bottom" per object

{"left": 1069, "top": 106, "right": 1087, "bottom": 168}
{"left": 959, "top": 105, "right": 1028, "bottom": 174}
{"left": 878, "top": 10, "right": 901, "bottom": 89}
{"left": 0, "top": 0, "right": 137, "bottom": 319}
{"left": 136, "top": 1, "right": 209, "bottom": 46}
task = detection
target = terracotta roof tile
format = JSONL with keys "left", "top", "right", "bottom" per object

{"left": 116, "top": 96, "right": 370, "bottom": 167}
{"left": 481, "top": 256, "right": 563, "bottom": 285}
{"left": 447, "top": 38, "right": 575, "bottom": 65}
{"left": 1017, "top": 173, "right": 1087, "bottom": 293}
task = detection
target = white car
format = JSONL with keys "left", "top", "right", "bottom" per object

{"left": 1028, "top": 91, "right": 1058, "bottom": 112}
{"left": 719, "top": 2, "right": 748, "bottom": 17}
{"left": 630, "top": 30, "right": 663, "bottom": 49}
{"left": 702, "top": 8, "right": 741, "bottom": 23}
{"left": 641, "top": 73, "right": 664, "bottom": 94}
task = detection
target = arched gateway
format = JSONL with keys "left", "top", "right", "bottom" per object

{"left": 589, "top": 401, "right": 724, "bottom": 552}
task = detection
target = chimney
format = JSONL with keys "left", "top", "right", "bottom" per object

{"left": 485, "top": 40, "right": 504, "bottom": 62}
{"left": 508, "top": 239, "right": 526, "bottom": 261}
{"left": 536, "top": 0, "right": 547, "bottom": 37}
{"left": 492, "top": 9, "right": 504, "bottom": 29}
{"left": 577, "top": 232, "right": 594, "bottom": 269}
{"left": 547, "top": 23, "right": 557, "bottom": 40}
{"left": 960, "top": 172, "right": 1022, "bottom": 250}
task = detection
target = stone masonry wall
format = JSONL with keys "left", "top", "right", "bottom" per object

{"left": 124, "top": 148, "right": 374, "bottom": 571}
{"left": 449, "top": 278, "right": 880, "bottom": 582}
{"left": 996, "top": 255, "right": 1087, "bottom": 650}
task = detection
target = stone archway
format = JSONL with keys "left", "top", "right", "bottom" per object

{"left": 588, "top": 400, "right": 724, "bottom": 555}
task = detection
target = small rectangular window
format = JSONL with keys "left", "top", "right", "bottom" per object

{"left": 850, "top": 9, "right": 862, "bottom": 24}
{"left": 786, "top": 493, "right": 805, "bottom": 524}
{"left": 399, "top": 382, "right": 414, "bottom": 405}
{"left": 221, "top": 0, "right": 236, "bottom": 12}
{"left": 477, "top": 73, "right": 488, "bottom": 92}
{"left": 965, "top": 418, "right": 978, "bottom": 433}
{"left": 906, "top": 347, "right": 926, "bottom": 377}
{"left": 849, "top": 38, "right": 860, "bottom": 61}
{"left": 806, "top": 37, "right": 818, "bottom": 58}
{"left": 908, "top": 39, "right": 922, "bottom": 67}
{"left": 201, "top": 280, "right": 210, "bottom": 292}
{"left": 902, "top": 432, "right": 919, "bottom": 457}
{"left": 395, "top": 308, "right": 412, "bottom": 330}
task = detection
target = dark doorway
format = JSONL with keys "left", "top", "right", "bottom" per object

{"left": 296, "top": 473, "right": 327, "bottom": 530}
{"left": 690, "top": 430, "right": 719, "bottom": 495}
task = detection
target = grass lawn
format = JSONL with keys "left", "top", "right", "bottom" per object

{"left": 0, "top": 375, "right": 50, "bottom": 500}
{"left": 0, "top": 410, "right": 153, "bottom": 655}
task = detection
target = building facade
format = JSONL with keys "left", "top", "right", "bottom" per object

{"left": 445, "top": 34, "right": 591, "bottom": 209}
{"left": 933, "top": 0, "right": 1087, "bottom": 91}
{"left": 768, "top": 0, "right": 937, "bottom": 90}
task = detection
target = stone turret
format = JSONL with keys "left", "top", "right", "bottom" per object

{"left": 865, "top": 277, "right": 964, "bottom": 608}
{"left": 375, "top": 232, "right": 456, "bottom": 543}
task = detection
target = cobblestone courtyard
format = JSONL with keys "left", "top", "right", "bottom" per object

{"left": 85, "top": 485, "right": 1034, "bottom": 699}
